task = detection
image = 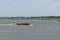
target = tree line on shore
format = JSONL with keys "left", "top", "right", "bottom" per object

{"left": 0, "top": 16, "right": 60, "bottom": 20}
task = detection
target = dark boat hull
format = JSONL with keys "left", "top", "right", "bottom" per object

{"left": 16, "top": 23, "right": 30, "bottom": 25}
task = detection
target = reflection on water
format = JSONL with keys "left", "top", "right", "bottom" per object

{"left": 0, "top": 19, "right": 60, "bottom": 40}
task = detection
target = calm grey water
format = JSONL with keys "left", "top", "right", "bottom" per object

{"left": 0, "top": 19, "right": 60, "bottom": 40}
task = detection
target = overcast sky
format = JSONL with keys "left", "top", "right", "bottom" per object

{"left": 0, "top": 0, "right": 59, "bottom": 17}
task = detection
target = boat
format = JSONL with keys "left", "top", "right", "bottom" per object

{"left": 17, "top": 23, "right": 30, "bottom": 25}
{"left": 0, "top": 22, "right": 33, "bottom": 26}
{"left": 13, "top": 22, "right": 32, "bottom": 26}
{"left": 0, "top": 20, "right": 33, "bottom": 26}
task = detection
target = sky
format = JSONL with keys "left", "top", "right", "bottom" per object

{"left": 0, "top": 0, "right": 59, "bottom": 17}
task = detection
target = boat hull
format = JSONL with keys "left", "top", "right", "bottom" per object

{"left": 0, "top": 23, "right": 33, "bottom": 26}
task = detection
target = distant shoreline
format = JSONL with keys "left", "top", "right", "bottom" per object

{"left": 0, "top": 16, "right": 60, "bottom": 20}
{"left": 0, "top": 18, "right": 60, "bottom": 20}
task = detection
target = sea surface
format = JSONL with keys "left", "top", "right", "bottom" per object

{"left": 0, "top": 19, "right": 60, "bottom": 40}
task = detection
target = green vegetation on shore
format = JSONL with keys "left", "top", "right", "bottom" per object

{"left": 0, "top": 16, "right": 60, "bottom": 20}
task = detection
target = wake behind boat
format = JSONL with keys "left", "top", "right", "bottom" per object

{"left": 0, "top": 23, "right": 13, "bottom": 26}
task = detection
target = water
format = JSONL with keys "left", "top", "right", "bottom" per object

{"left": 0, "top": 19, "right": 60, "bottom": 40}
